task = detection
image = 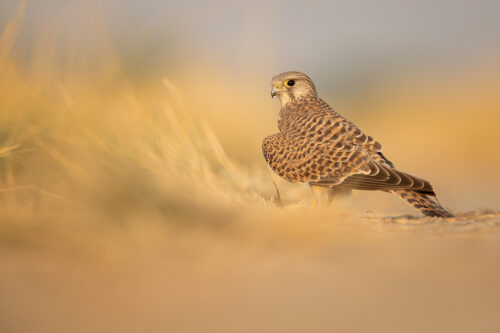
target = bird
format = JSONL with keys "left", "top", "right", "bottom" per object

{"left": 262, "top": 71, "right": 453, "bottom": 217}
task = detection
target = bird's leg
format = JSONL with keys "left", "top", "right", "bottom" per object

{"left": 309, "top": 185, "right": 331, "bottom": 208}
{"left": 327, "top": 187, "right": 352, "bottom": 203}
{"left": 310, "top": 185, "right": 352, "bottom": 208}
{"left": 311, "top": 195, "right": 318, "bottom": 209}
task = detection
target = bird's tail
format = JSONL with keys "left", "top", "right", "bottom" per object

{"left": 392, "top": 190, "right": 454, "bottom": 218}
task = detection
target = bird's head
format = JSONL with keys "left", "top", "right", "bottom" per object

{"left": 271, "top": 71, "right": 317, "bottom": 105}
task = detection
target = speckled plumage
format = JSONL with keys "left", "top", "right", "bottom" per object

{"left": 263, "top": 71, "right": 453, "bottom": 217}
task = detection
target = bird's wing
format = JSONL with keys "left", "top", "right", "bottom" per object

{"left": 262, "top": 113, "right": 434, "bottom": 193}
{"left": 335, "top": 119, "right": 434, "bottom": 193}
{"left": 262, "top": 129, "right": 371, "bottom": 184}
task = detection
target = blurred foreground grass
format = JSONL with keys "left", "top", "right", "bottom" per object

{"left": 1, "top": 3, "right": 500, "bottom": 332}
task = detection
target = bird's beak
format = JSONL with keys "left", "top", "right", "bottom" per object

{"left": 271, "top": 85, "right": 283, "bottom": 98}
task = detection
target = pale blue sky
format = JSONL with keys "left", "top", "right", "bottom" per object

{"left": 2, "top": 0, "right": 499, "bottom": 89}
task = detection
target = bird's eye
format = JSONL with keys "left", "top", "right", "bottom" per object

{"left": 285, "top": 79, "right": 295, "bottom": 87}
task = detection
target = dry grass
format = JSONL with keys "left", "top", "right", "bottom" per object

{"left": 1, "top": 3, "right": 500, "bottom": 332}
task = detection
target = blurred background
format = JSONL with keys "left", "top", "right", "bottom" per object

{"left": 1, "top": 1, "right": 500, "bottom": 332}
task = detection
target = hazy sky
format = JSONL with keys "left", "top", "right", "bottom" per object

{"left": 2, "top": 0, "right": 500, "bottom": 85}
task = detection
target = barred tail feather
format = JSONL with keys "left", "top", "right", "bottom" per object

{"left": 392, "top": 190, "right": 454, "bottom": 218}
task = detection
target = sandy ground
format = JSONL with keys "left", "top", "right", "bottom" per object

{"left": 1, "top": 209, "right": 500, "bottom": 333}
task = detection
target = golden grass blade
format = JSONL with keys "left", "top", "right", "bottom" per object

{"left": 0, "top": 144, "right": 22, "bottom": 158}
{"left": 0, "top": 0, "right": 27, "bottom": 66}
{"left": 0, "top": 185, "right": 70, "bottom": 202}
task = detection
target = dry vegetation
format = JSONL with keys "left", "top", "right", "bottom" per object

{"left": 1, "top": 3, "right": 500, "bottom": 332}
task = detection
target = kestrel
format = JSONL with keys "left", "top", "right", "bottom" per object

{"left": 262, "top": 71, "right": 453, "bottom": 217}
